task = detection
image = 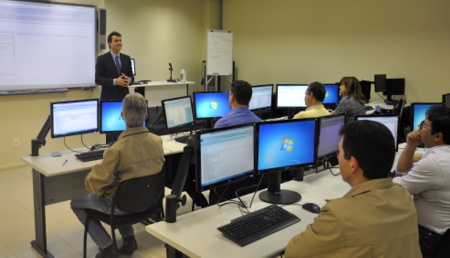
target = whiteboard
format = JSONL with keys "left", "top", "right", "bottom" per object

{"left": 206, "top": 30, "right": 233, "bottom": 76}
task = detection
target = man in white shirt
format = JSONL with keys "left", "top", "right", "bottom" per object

{"left": 394, "top": 106, "right": 450, "bottom": 258}
{"left": 293, "top": 81, "right": 330, "bottom": 119}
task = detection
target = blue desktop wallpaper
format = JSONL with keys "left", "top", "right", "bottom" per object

{"left": 194, "top": 92, "right": 231, "bottom": 119}
{"left": 323, "top": 84, "right": 339, "bottom": 104}
{"left": 101, "top": 102, "right": 144, "bottom": 132}
{"left": 257, "top": 120, "right": 316, "bottom": 171}
{"left": 412, "top": 103, "right": 442, "bottom": 131}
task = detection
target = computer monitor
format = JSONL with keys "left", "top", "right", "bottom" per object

{"left": 249, "top": 84, "right": 273, "bottom": 111}
{"left": 276, "top": 84, "right": 308, "bottom": 108}
{"left": 193, "top": 91, "right": 231, "bottom": 119}
{"left": 195, "top": 124, "right": 255, "bottom": 192}
{"left": 374, "top": 74, "right": 387, "bottom": 92}
{"left": 256, "top": 118, "right": 317, "bottom": 204}
{"left": 100, "top": 100, "right": 146, "bottom": 134}
{"left": 356, "top": 114, "right": 400, "bottom": 151}
{"left": 443, "top": 93, "right": 450, "bottom": 108}
{"left": 322, "top": 84, "right": 340, "bottom": 105}
{"left": 130, "top": 58, "right": 136, "bottom": 76}
{"left": 410, "top": 102, "right": 443, "bottom": 131}
{"left": 51, "top": 99, "right": 99, "bottom": 138}
{"left": 161, "top": 96, "right": 194, "bottom": 131}
{"left": 316, "top": 114, "right": 346, "bottom": 160}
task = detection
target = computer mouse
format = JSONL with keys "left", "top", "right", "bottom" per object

{"left": 302, "top": 203, "right": 321, "bottom": 214}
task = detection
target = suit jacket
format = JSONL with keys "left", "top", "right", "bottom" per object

{"left": 285, "top": 178, "right": 421, "bottom": 258}
{"left": 95, "top": 51, "right": 134, "bottom": 101}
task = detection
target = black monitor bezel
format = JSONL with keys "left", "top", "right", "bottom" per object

{"left": 275, "top": 84, "right": 309, "bottom": 109}
{"left": 99, "top": 100, "right": 147, "bottom": 134}
{"left": 249, "top": 84, "right": 274, "bottom": 111}
{"left": 51, "top": 99, "right": 99, "bottom": 138}
{"left": 256, "top": 118, "right": 317, "bottom": 175}
{"left": 161, "top": 95, "right": 195, "bottom": 132}
{"left": 315, "top": 114, "right": 346, "bottom": 161}
{"left": 355, "top": 114, "right": 400, "bottom": 152}
{"left": 410, "top": 102, "right": 444, "bottom": 131}
{"left": 322, "top": 83, "right": 340, "bottom": 105}
{"left": 192, "top": 91, "right": 231, "bottom": 120}
{"left": 195, "top": 123, "right": 256, "bottom": 192}
{"left": 443, "top": 93, "right": 450, "bottom": 108}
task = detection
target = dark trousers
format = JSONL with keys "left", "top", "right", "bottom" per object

{"left": 419, "top": 225, "right": 445, "bottom": 258}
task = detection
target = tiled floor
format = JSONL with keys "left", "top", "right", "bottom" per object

{"left": 0, "top": 166, "right": 198, "bottom": 258}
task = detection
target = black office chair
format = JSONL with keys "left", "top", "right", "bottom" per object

{"left": 83, "top": 172, "right": 165, "bottom": 258}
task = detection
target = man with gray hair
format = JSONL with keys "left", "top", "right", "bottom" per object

{"left": 71, "top": 93, "right": 165, "bottom": 257}
{"left": 293, "top": 81, "right": 330, "bottom": 119}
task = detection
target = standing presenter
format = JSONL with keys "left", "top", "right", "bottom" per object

{"left": 95, "top": 31, "right": 134, "bottom": 101}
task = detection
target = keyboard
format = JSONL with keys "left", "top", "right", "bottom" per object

{"left": 217, "top": 205, "right": 300, "bottom": 247}
{"left": 75, "top": 149, "right": 105, "bottom": 162}
{"left": 174, "top": 135, "right": 191, "bottom": 144}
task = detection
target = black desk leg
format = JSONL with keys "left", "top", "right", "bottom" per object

{"left": 31, "top": 169, "right": 54, "bottom": 258}
{"left": 165, "top": 244, "right": 189, "bottom": 258}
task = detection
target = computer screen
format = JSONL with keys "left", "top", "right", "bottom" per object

{"left": 51, "top": 99, "right": 98, "bottom": 138}
{"left": 316, "top": 114, "right": 346, "bottom": 159}
{"left": 162, "top": 96, "right": 194, "bottom": 131}
{"left": 100, "top": 101, "right": 146, "bottom": 133}
{"left": 196, "top": 124, "right": 255, "bottom": 192}
{"left": 276, "top": 84, "right": 308, "bottom": 108}
{"left": 131, "top": 58, "right": 136, "bottom": 77}
{"left": 443, "top": 93, "right": 450, "bottom": 108}
{"left": 193, "top": 91, "right": 231, "bottom": 119}
{"left": 322, "top": 84, "right": 340, "bottom": 104}
{"left": 410, "top": 102, "right": 443, "bottom": 131}
{"left": 257, "top": 119, "right": 317, "bottom": 172}
{"left": 249, "top": 84, "right": 273, "bottom": 110}
{"left": 356, "top": 115, "right": 400, "bottom": 151}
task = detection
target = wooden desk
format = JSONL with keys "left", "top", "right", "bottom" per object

{"left": 129, "top": 81, "right": 195, "bottom": 107}
{"left": 145, "top": 171, "right": 350, "bottom": 258}
{"left": 21, "top": 137, "right": 185, "bottom": 258}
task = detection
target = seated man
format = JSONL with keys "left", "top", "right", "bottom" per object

{"left": 214, "top": 80, "right": 261, "bottom": 128}
{"left": 293, "top": 81, "right": 330, "bottom": 119}
{"left": 285, "top": 120, "right": 421, "bottom": 257}
{"left": 394, "top": 106, "right": 450, "bottom": 258}
{"left": 71, "top": 93, "right": 165, "bottom": 257}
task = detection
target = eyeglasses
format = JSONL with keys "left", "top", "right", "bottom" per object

{"left": 419, "top": 120, "right": 432, "bottom": 130}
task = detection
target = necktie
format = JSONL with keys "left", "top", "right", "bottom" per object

{"left": 115, "top": 55, "right": 121, "bottom": 75}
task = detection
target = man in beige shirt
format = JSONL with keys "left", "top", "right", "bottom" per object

{"left": 71, "top": 93, "right": 165, "bottom": 258}
{"left": 285, "top": 120, "right": 421, "bottom": 258}
{"left": 293, "top": 81, "right": 330, "bottom": 119}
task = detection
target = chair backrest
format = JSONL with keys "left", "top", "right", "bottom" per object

{"left": 114, "top": 172, "right": 164, "bottom": 213}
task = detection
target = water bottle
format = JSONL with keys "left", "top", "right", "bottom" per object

{"left": 180, "top": 69, "right": 186, "bottom": 82}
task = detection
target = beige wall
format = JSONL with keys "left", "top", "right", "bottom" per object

{"left": 1, "top": 0, "right": 449, "bottom": 170}
{"left": 223, "top": 0, "right": 450, "bottom": 103}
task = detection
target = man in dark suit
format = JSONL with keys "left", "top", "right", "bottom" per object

{"left": 95, "top": 31, "right": 134, "bottom": 101}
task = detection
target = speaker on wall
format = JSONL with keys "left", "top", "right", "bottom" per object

{"left": 98, "top": 8, "right": 106, "bottom": 49}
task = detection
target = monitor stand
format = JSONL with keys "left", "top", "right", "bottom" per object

{"left": 259, "top": 171, "right": 301, "bottom": 204}
{"left": 385, "top": 94, "right": 399, "bottom": 106}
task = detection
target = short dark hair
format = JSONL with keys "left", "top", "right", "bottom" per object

{"left": 107, "top": 31, "right": 121, "bottom": 46}
{"left": 339, "top": 120, "right": 395, "bottom": 179}
{"left": 306, "top": 81, "right": 326, "bottom": 102}
{"left": 427, "top": 106, "right": 450, "bottom": 144}
{"left": 230, "top": 80, "right": 252, "bottom": 106}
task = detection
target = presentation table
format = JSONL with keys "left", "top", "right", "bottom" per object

{"left": 129, "top": 80, "right": 195, "bottom": 107}
{"left": 145, "top": 170, "right": 351, "bottom": 258}
{"left": 20, "top": 136, "right": 186, "bottom": 258}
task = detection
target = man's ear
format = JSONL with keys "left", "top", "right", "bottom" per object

{"left": 349, "top": 156, "right": 360, "bottom": 174}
